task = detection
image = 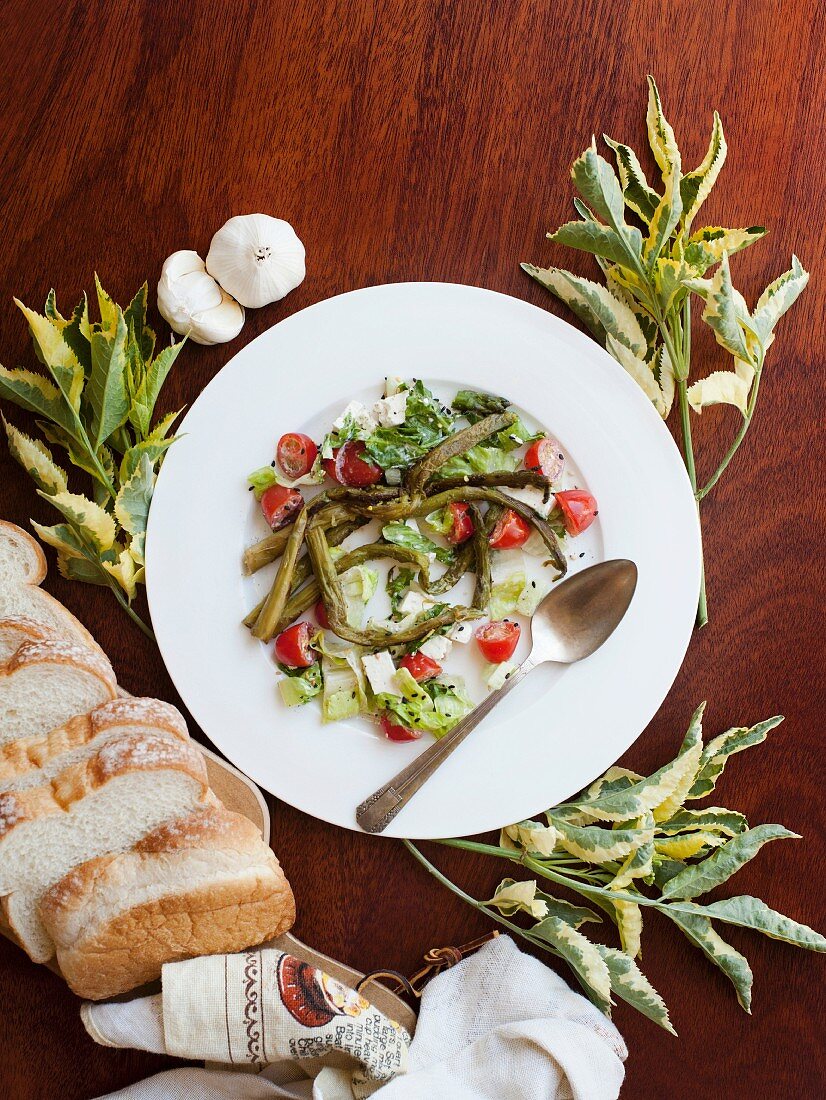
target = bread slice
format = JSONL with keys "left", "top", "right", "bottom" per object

{"left": 0, "top": 616, "right": 56, "bottom": 663}
{"left": 41, "top": 805, "right": 296, "bottom": 999}
{"left": 0, "top": 697, "right": 189, "bottom": 793}
{"left": 0, "top": 734, "right": 209, "bottom": 962}
{"left": 0, "top": 523, "right": 100, "bottom": 652}
{"left": 0, "top": 640, "right": 116, "bottom": 748}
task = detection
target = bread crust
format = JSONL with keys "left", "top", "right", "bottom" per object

{"left": 41, "top": 806, "right": 296, "bottom": 1000}
{"left": 0, "top": 638, "right": 115, "bottom": 686}
{"left": 0, "top": 735, "right": 208, "bottom": 840}
{"left": 0, "top": 697, "right": 189, "bottom": 783}
{"left": 0, "top": 523, "right": 103, "bottom": 654}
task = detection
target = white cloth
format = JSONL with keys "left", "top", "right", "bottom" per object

{"left": 87, "top": 936, "right": 626, "bottom": 1100}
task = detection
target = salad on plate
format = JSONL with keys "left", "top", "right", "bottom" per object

{"left": 242, "top": 379, "right": 598, "bottom": 742}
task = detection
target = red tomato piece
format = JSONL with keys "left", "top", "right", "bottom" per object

{"left": 399, "top": 652, "right": 442, "bottom": 682}
{"left": 555, "top": 489, "right": 598, "bottom": 536}
{"left": 524, "top": 437, "right": 565, "bottom": 482}
{"left": 488, "top": 509, "right": 531, "bottom": 549}
{"left": 379, "top": 713, "right": 422, "bottom": 742}
{"left": 324, "top": 441, "right": 382, "bottom": 487}
{"left": 475, "top": 620, "right": 521, "bottom": 663}
{"left": 446, "top": 501, "right": 475, "bottom": 544}
{"left": 274, "top": 621, "right": 315, "bottom": 668}
{"left": 277, "top": 433, "right": 318, "bottom": 479}
{"left": 260, "top": 484, "right": 304, "bottom": 530}
{"left": 314, "top": 599, "right": 331, "bottom": 630}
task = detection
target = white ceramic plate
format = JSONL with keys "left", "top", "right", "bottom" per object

{"left": 146, "top": 282, "right": 701, "bottom": 838}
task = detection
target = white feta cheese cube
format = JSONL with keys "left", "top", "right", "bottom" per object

{"left": 332, "top": 401, "right": 378, "bottom": 434}
{"left": 505, "top": 486, "right": 554, "bottom": 518}
{"left": 383, "top": 376, "right": 404, "bottom": 397}
{"left": 398, "top": 590, "right": 434, "bottom": 616}
{"left": 446, "top": 621, "right": 474, "bottom": 643}
{"left": 371, "top": 391, "right": 408, "bottom": 427}
{"left": 419, "top": 634, "right": 453, "bottom": 662}
{"left": 361, "top": 651, "right": 401, "bottom": 696}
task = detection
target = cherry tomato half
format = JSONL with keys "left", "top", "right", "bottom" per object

{"left": 314, "top": 599, "right": 331, "bottom": 630}
{"left": 277, "top": 432, "right": 318, "bottom": 479}
{"left": 261, "top": 484, "right": 304, "bottom": 530}
{"left": 475, "top": 620, "right": 521, "bottom": 663}
{"left": 524, "top": 437, "right": 565, "bottom": 482}
{"left": 488, "top": 509, "right": 531, "bottom": 550}
{"left": 555, "top": 489, "right": 598, "bottom": 536}
{"left": 446, "top": 501, "right": 475, "bottom": 544}
{"left": 379, "top": 713, "right": 422, "bottom": 742}
{"left": 399, "top": 652, "right": 442, "bottom": 682}
{"left": 323, "top": 441, "right": 382, "bottom": 487}
{"left": 274, "top": 621, "right": 316, "bottom": 668}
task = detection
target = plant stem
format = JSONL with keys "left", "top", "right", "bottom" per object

{"left": 107, "top": 581, "right": 156, "bottom": 642}
{"left": 696, "top": 368, "right": 763, "bottom": 501}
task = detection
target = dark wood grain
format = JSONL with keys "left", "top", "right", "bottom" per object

{"left": 1, "top": 1, "right": 824, "bottom": 1096}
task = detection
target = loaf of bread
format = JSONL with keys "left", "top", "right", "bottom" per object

{"left": 41, "top": 805, "right": 296, "bottom": 1000}
{"left": 0, "top": 520, "right": 296, "bottom": 990}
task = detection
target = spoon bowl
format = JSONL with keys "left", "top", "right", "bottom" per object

{"left": 357, "top": 559, "right": 638, "bottom": 833}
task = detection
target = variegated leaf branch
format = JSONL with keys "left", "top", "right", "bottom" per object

{"left": 405, "top": 705, "right": 825, "bottom": 1033}
{"left": 521, "top": 76, "right": 809, "bottom": 626}
{"left": 0, "top": 278, "right": 186, "bottom": 639}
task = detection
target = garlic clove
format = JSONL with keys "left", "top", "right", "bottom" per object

{"left": 188, "top": 288, "right": 245, "bottom": 345}
{"left": 205, "top": 213, "right": 305, "bottom": 309}
{"left": 157, "top": 250, "right": 245, "bottom": 345}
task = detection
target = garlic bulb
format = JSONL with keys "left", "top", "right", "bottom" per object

{"left": 157, "top": 250, "right": 244, "bottom": 345}
{"left": 205, "top": 214, "right": 305, "bottom": 309}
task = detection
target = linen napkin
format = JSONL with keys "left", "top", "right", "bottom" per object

{"left": 84, "top": 936, "right": 627, "bottom": 1100}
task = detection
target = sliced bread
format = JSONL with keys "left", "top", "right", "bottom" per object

{"left": 0, "top": 615, "right": 56, "bottom": 663}
{"left": 0, "top": 522, "right": 101, "bottom": 652}
{"left": 0, "top": 734, "right": 209, "bottom": 962}
{"left": 41, "top": 804, "right": 296, "bottom": 999}
{"left": 0, "top": 697, "right": 189, "bottom": 792}
{"left": 0, "top": 640, "right": 116, "bottom": 748}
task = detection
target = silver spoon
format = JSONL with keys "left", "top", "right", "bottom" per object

{"left": 356, "top": 559, "right": 638, "bottom": 834}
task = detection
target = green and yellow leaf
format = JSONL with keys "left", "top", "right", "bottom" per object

{"left": 486, "top": 878, "right": 548, "bottom": 919}
{"left": 596, "top": 945, "right": 675, "bottom": 1034}
{"left": 31, "top": 520, "right": 89, "bottom": 560}
{"left": 684, "top": 226, "right": 766, "bottom": 270}
{"left": 698, "top": 896, "right": 826, "bottom": 952}
{"left": 129, "top": 339, "right": 186, "bottom": 439}
{"left": 657, "top": 807, "right": 748, "bottom": 837}
{"left": 532, "top": 915, "right": 613, "bottom": 1011}
{"left": 646, "top": 76, "right": 681, "bottom": 177}
{"left": 87, "top": 309, "right": 130, "bottom": 449}
{"left": 603, "top": 135, "right": 661, "bottom": 223}
{"left": 547, "top": 220, "right": 636, "bottom": 268}
{"left": 523, "top": 266, "right": 647, "bottom": 357}
{"left": 688, "top": 716, "right": 784, "bottom": 799}
{"left": 680, "top": 111, "right": 727, "bottom": 232}
{"left": 657, "top": 345, "right": 676, "bottom": 416}
{"left": 548, "top": 814, "right": 652, "bottom": 863}
{"left": 665, "top": 910, "right": 753, "bottom": 1011}
{"left": 694, "top": 254, "right": 751, "bottom": 361}
{"left": 94, "top": 274, "right": 120, "bottom": 336}
{"left": 58, "top": 553, "right": 109, "bottom": 586}
{"left": 101, "top": 545, "right": 141, "bottom": 600}
{"left": 605, "top": 335, "right": 669, "bottom": 417}
{"left": 568, "top": 141, "right": 645, "bottom": 271}
{"left": 687, "top": 368, "right": 752, "bottom": 416}
{"left": 654, "top": 832, "right": 727, "bottom": 861}
{"left": 661, "top": 824, "right": 800, "bottom": 900}
{"left": 751, "top": 255, "right": 809, "bottom": 345}
{"left": 614, "top": 897, "right": 643, "bottom": 958}
{"left": 114, "top": 453, "right": 155, "bottom": 564}
{"left": 0, "top": 365, "right": 78, "bottom": 437}
{"left": 38, "top": 489, "right": 116, "bottom": 553}
{"left": 119, "top": 436, "right": 176, "bottom": 484}
{"left": 3, "top": 418, "right": 68, "bottom": 494}
{"left": 502, "top": 819, "right": 560, "bottom": 857}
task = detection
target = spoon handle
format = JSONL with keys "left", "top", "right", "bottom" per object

{"left": 356, "top": 656, "right": 537, "bottom": 834}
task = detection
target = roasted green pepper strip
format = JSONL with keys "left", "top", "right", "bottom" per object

{"left": 306, "top": 521, "right": 479, "bottom": 645}
{"left": 428, "top": 470, "right": 552, "bottom": 496}
{"left": 252, "top": 506, "right": 309, "bottom": 641}
{"left": 470, "top": 503, "right": 492, "bottom": 610}
{"left": 347, "top": 487, "right": 567, "bottom": 575}
{"left": 326, "top": 485, "right": 403, "bottom": 505}
{"left": 272, "top": 542, "right": 432, "bottom": 635}
{"left": 242, "top": 519, "right": 365, "bottom": 627}
{"left": 421, "top": 542, "right": 473, "bottom": 596}
{"left": 404, "top": 412, "right": 517, "bottom": 497}
{"left": 243, "top": 527, "right": 292, "bottom": 575}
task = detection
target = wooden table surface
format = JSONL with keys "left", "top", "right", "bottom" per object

{"left": 1, "top": 2, "right": 824, "bottom": 1096}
